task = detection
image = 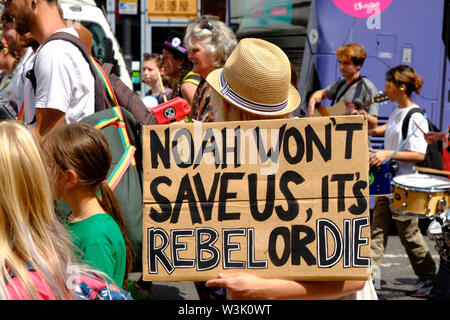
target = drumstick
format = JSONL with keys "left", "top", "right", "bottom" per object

{"left": 157, "top": 71, "right": 168, "bottom": 103}
{"left": 413, "top": 120, "right": 426, "bottom": 135}
{"left": 413, "top": 166, "right": 450, "bottom": 176}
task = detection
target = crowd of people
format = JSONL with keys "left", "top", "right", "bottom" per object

{"left": 0, "top": 0, "right": 447, "bottom": 301}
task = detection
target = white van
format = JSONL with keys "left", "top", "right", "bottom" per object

{"left": 59, "top": 0, "right": 133, "bottom": 88}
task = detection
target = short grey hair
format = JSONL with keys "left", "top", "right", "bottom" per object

{"left": 185, "top": 15, "right": 237, "bottom": 68}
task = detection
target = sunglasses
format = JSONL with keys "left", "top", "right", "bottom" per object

{"left": 200, "top": 20, "right": 213, "bottom": 31}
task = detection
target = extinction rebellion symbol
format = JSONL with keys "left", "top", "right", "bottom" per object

{"left": 164, "top": 107, "right": 176, "bottom": 119}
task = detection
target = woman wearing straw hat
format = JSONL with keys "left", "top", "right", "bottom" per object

{"left": 184, "top": 15, "right": 237, "bottom": 122}
{"left": 204, "top": 38, "right": 374, "bottom": 300}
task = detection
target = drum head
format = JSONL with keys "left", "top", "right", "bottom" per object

{"left": 392, "top": 173, "right": 450, "bottom": 192}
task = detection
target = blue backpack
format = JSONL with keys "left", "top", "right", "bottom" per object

{"left": 70, "top": 274, "right": 133, "bottom": 300}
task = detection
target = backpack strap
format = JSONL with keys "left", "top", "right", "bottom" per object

{"left": 29, "top": 31, "right": 108, "bottom": 112}
{"left": 16, "top": 101, "right": 25, "bottom": 123}
{"left": 101, "top": 63, "right": 114, "bottom": 76}
{"left": 106, "top": 144, "right": 136, "bottom": 191}
{"left": 401, "top": 107, "right": 424, "bottom": 140}
{"left": 330, "top": 79, "right": 346, "bottom": 106}
{"left": 382, "top": 109, "right": 428, "bottom": 165}
{"left": 90, "top": 56, "right": 119, "bottom": 107}
{"left": 95, "top": 106, "right": 136, "bottom": 192}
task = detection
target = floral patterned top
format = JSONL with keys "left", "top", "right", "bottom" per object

{"left": 190, "top": 78, "right": 218, "bottom": 123}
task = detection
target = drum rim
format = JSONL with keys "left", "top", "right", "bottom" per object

{"left": 392, "top": 174, "right": 450, "bottom": 192}
{"left": 391, "top": 206, "right": 442, "bottom": 218}
{"left": 391, "top": 182, "right": 450, "bottom": 193}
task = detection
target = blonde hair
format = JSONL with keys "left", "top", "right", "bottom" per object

{"left": 335, "top": 43, "right": 367, "bottom": 66}
{"left": 0, "top": 122, "right": 106, "bottom": 299}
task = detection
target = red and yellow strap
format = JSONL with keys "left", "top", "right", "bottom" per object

{"left": 95, "top": 107, "right": 136, "bottom": 193}
{"left": 91, "top": 58, "right": 136, "bottom": 194}
{"left": 106, "top": 144, "right": 136, "bottom": 191}
{"left": 90, "top": 56, "right": 120, "bottom": 107}
{"left": 17, "top": 102, "right": 25, "bottom": 123}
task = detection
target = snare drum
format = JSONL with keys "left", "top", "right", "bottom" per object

{"left": 391, "top": 173, "right": 450, "bottom": 218}
{"left": 369, "top": 161, "right": 398, "bottom": 196}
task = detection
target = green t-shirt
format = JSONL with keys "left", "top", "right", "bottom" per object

{"left": 66, "top": 213, "right": 126, "bottom": 287}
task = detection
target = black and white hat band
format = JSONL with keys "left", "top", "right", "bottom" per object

{"left": 219, "top": 71, "right": 289, "bottom": 113}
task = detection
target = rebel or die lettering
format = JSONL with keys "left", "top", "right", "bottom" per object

{"left": 146, "top": 217, "right": 370, "bottom": 275}
{"left": 147, "top": 227, "right": 267, "bottom": 274}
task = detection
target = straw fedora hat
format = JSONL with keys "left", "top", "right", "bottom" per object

{"left": 206, "top": 38, "right": 301, "bottom": 116}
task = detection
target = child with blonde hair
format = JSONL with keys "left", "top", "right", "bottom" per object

{"left": 0, "top": 121, "right": 121, "bottom": 299}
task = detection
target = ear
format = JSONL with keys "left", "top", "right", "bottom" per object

{"left": 213, "top": 51, "right": 220, "bottom": 64}
{"left": 399, "top": 84, "right": 406, "bottom": 92}
{"left": 64, "top": 169, "right": 78, "bottom": 190}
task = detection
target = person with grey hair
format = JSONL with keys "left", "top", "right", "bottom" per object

{"left": 184, "top": 15, "right": 237, "bottom": 122}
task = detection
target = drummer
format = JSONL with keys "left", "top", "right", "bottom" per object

{"left": 368, "top": 65, "right": 436, "bottom": 297}
{"left": 425, "top": 126, "right": 450, "bottom": 177}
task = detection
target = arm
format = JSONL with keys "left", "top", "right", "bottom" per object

{"left": 425, "top": 130, "right": 448, "bottom": 144}
{"left": 206, "top": 272, "right": 366, "bottom": 300}
{"left": 368, "top": 123, "right": 386, "bottom": 137}
{"left": 180, "top": 81, "right": 198, "bottom": 107}
{"left": 369, "top": 149, "right": 425, "bottom": 167}
{"left": 307, "top": 89, "right": 326, "bottom": 117}
{"left": 30, "top": 108, "right": 65, "bottom": 145}
{"left": 367, "top": 114, "right": 378, "bottom": 130}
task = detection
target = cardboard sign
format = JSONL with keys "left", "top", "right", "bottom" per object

{"left": 142, "top": 116, "right": 371, "bottom": 281}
